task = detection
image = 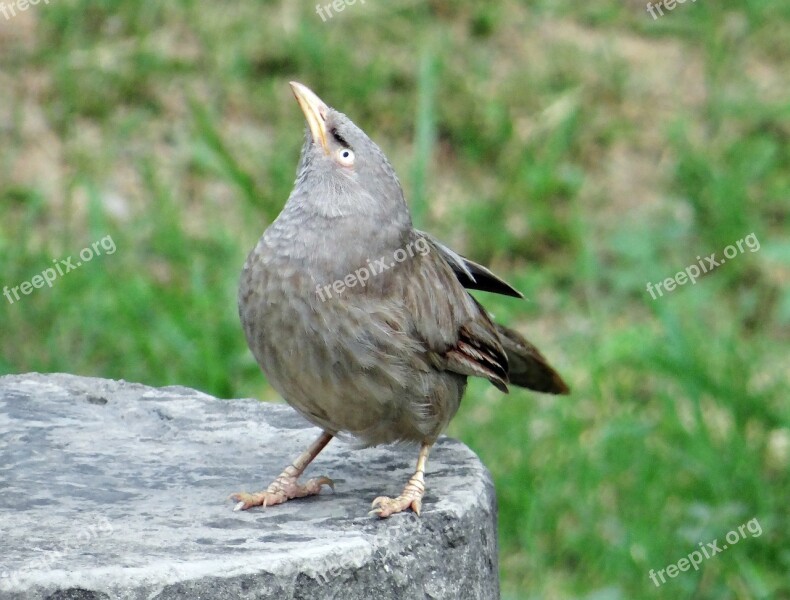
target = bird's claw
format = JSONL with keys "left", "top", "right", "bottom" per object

{"left": 230, "top": 475, "right": 334, "bottom": 511}
{"left": 369, "top": 493, "right": 423, "bottom": 518}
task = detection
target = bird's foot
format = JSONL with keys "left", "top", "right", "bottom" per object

{"left": 230, "top": 472, "right": 334, "bottom": 511}
{"left": 369, "top": 471, "right": 425, "bottom": 518}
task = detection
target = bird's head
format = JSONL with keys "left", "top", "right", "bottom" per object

{"left": 288, "top": 82, "right": 409, "bottom": 221}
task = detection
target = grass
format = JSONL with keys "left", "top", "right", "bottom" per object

{"left": 1, "top": 1, "right": 788, "bottom": 597}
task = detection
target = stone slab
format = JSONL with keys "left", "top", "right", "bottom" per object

{"left": 0, "top": 373, "right": 498, "bottom": 599}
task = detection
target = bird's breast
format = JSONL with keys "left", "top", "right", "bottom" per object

{"left": 237, "top": 218, "right": 461, "bottom": 444}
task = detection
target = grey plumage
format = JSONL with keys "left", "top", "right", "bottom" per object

{"left": 232, "top": 82, "right": 568, "bottom": 517}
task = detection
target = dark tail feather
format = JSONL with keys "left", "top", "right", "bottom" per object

{"left": 495, "top": 323, "right": 570, "bottom": 395}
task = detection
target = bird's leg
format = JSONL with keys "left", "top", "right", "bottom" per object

{"left": 230, "top": 431, "right": 334, "bottom": 511}
{"left": 370, "top": 442, "right": 431, "bottom": 518}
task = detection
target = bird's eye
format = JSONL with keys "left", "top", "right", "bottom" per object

{"left": 335, "top": 148, "right": 355, "bottom": 167}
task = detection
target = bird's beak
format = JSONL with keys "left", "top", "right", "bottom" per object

{"left": 290, "top": 81, "right": 330, "bottom": 155}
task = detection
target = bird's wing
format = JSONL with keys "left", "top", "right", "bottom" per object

{"left": 415, "top": 230, "right": 523, "bottom": 298}
{"left": 388, "top": 232, "right": 511, "bottom": 392}
{"left": 410, "top": 232, "right": 570, "bottom": 396}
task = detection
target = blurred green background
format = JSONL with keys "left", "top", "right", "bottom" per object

{"left": 1, "top": 0, "right": 788, "bottom": 598}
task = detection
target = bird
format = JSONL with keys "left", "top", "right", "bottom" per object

{"left": 230, "top": 82, "right": 569, "bottom": 518}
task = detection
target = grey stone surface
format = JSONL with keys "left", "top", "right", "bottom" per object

{"left": 0, "top": 373, "right": 498, "bottom": 599}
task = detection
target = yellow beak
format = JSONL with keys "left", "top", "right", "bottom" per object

{"left": 290, "top": 81, "right": 330, "bottom": 155}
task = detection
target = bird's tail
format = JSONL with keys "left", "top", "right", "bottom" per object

{"left": 495, "top": 323, "right": 570, "bottom": 395}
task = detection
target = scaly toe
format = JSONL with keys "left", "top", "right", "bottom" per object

{"left": 369, "top": 494, "right": 422, "bottom": 518}
{"left": 304, "top": 476, "right": 335, "bottom": 494}
{"left": 229, "top": 491, "right": 266, "bottom": 511}
{"left": 229, "top": 474, "right": 333, "bottom": 511}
